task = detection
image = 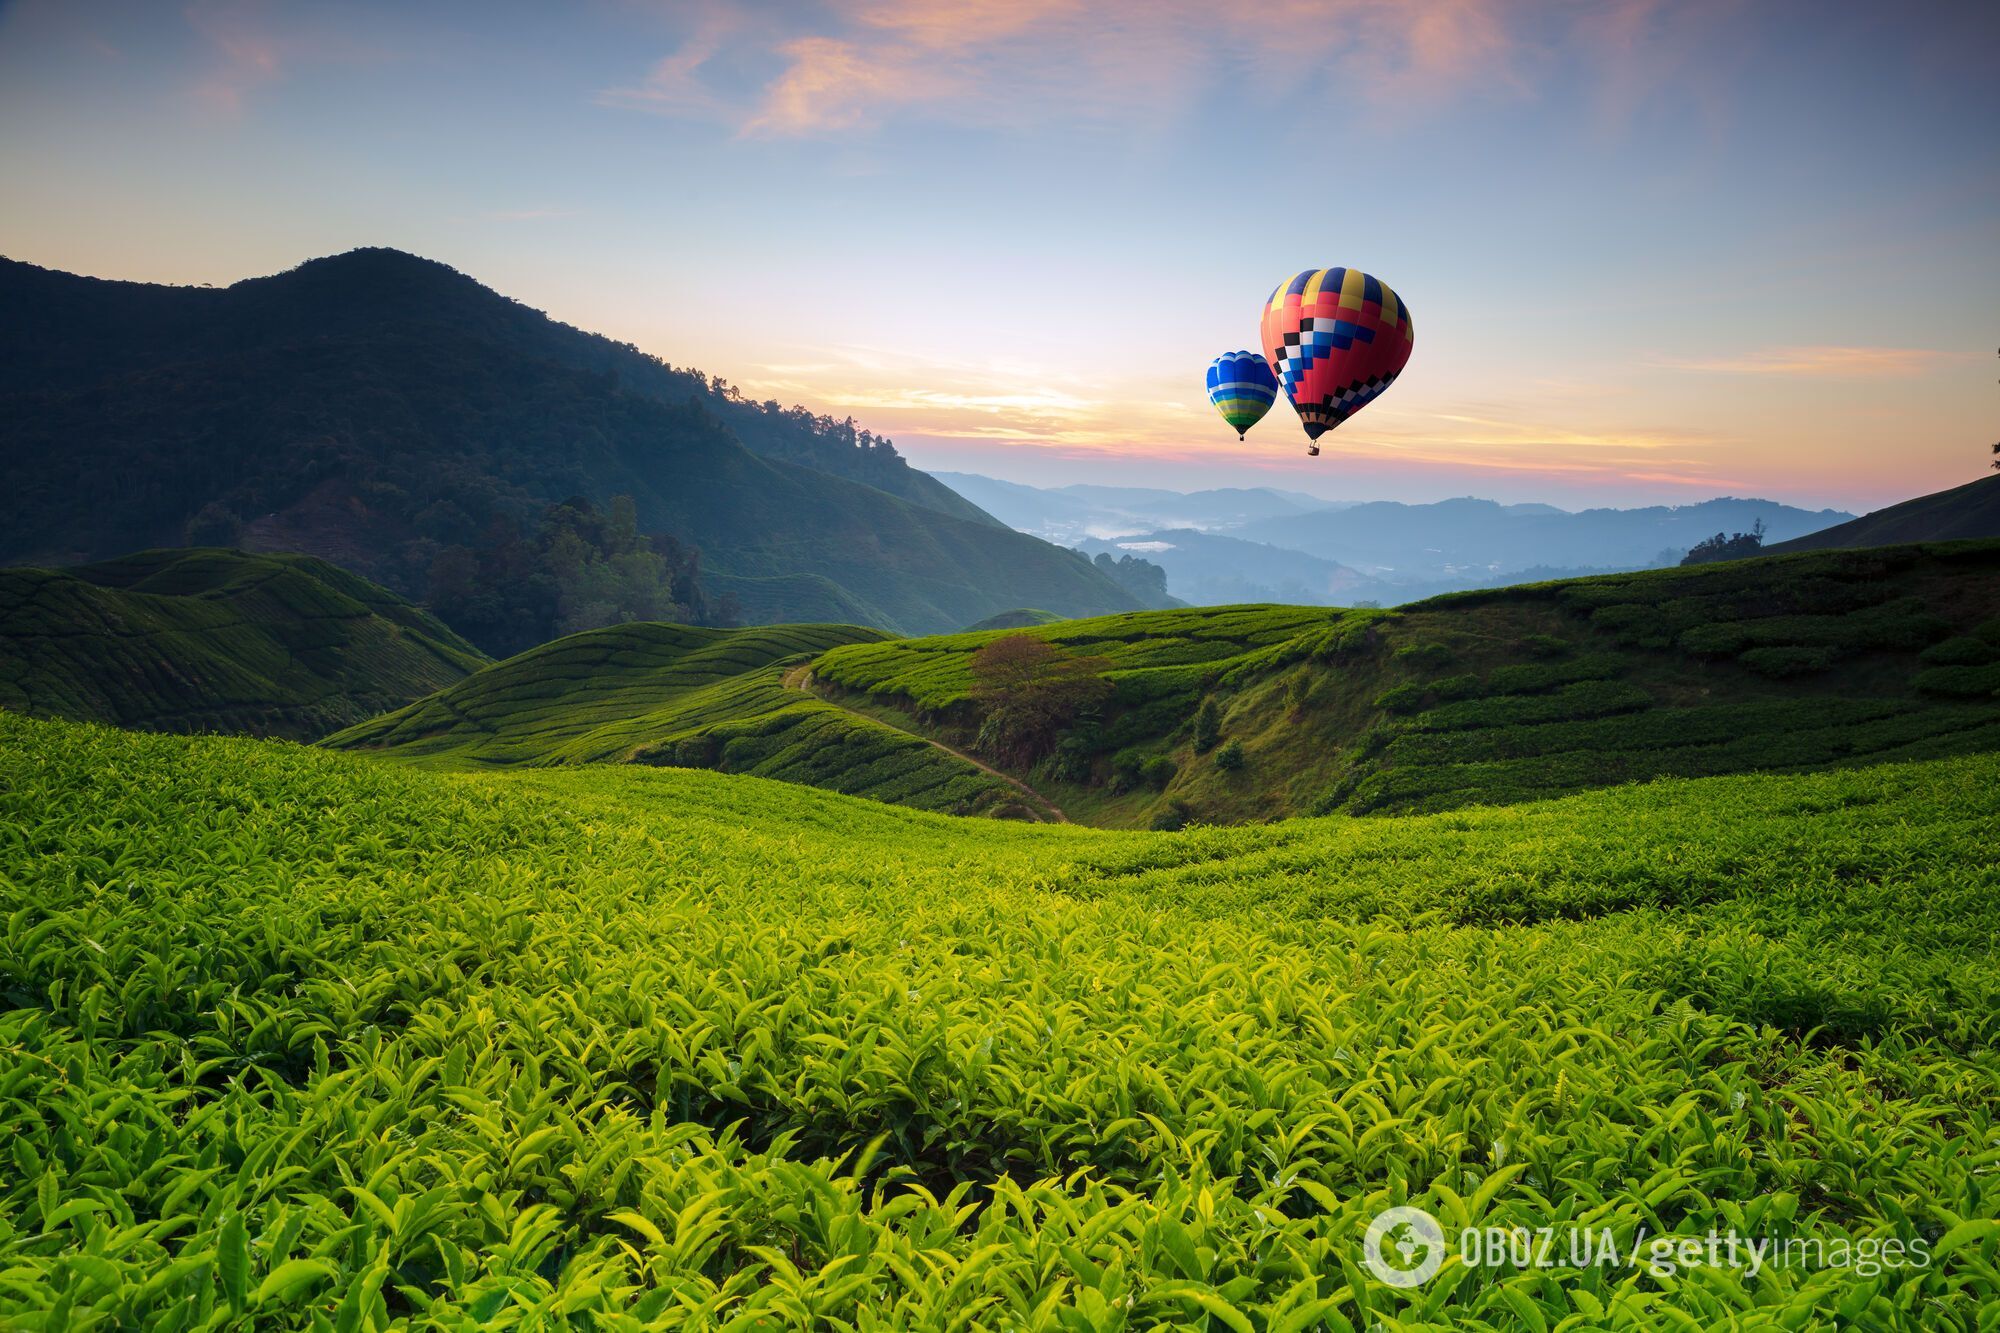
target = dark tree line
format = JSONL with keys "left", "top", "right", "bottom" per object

{"left": 1682, "top": 519, "right": 1766, "bottom": 566}
{"left": 1088, "top": 552, "right": 1171, "bottom": 605}
{"left": 423, "top": 495, "right": 735, "bottom": 658}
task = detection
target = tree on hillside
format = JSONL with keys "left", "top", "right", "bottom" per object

{"left": 1681, "top": 518, "right": 1765, "bottom": 566}
{"left": 1089, "top": 552, "right": 1172, "bottom": 607}
{"left": 969, "top": 634, "right": 1113, "bottom": 764}
{"left": 425, "top": 495, "right": 717, "bottom": 656}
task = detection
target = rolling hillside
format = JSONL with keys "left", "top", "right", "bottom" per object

{"left": 0, "top": 250, "right": 1145, "bottom": 639}
{"left": 324, "top": 620, "right": 1034, "bottom": 817}
{"left": 0, "top": 548, "right": 486, "bottom": 739}
{"left": 810, "top": 539, "right": 2000, "bottom": 826}
{"left": 6, "top": 711, "right": 1996, "bottom": 1326}
{"left": 1767, "top": 473, "right": 2000, "bottom": 552}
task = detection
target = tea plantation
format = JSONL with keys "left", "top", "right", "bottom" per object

{"left": 3, "top": 711, "right": 1996, "bottom": 1328}
{"left": 0, "top": 549, "right": 486, "bottom": 741}
{"left": 811, "top": 540, "right": 2000, "bottom": 825}
{"left": 324, "top": 621, "right": 1026, "bottom": 817}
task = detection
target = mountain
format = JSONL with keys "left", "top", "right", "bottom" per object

{"left": 1767, "top": 474, "right": 2000, "bottom": 553}
{"left": 933, "top": 475, "right": 1854, "bottom": 605}
{"left": 0, "top": 548, "right": 486, "bottom": 739}
{"left": 1237, "top": 496, "right": 1853, "bottom": 585}
{"left": 929, "top": 472, "right": 1346, "bottom": 545}
{"left": 806, "top": 539, "right": 2000, "bottom": 826}
{"left": 1076, "top": 529, "right": 1381, "bottom": 605}
{"left": 0, "top": 250, "right": 1143, "bottom": 640}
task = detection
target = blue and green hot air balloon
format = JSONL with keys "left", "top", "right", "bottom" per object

{"left": 1205, "top": 350, "right": 1278, "bottom": 440}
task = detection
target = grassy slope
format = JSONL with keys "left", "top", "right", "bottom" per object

{"left": 1766, "top": 473, "right": 2000, "bottom": 553}
{"left": 323, "top": 620, "right": 1028, "bottom": 817}
{"left": 811, "top": 540, "right": 2000, "bottom": 826}
{"left": 0, "top": 548, "right": 486, "bottom": 740}
{"left": 3, "top": 712, "right": 1996, "bottom": 1326}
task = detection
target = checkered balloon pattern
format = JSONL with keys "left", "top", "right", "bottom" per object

{"left": 1259, "top": 268, "right": 1414, "bottom": 441}
{"left": 1205, "top": 350, "right": 1279, "bottom": 439}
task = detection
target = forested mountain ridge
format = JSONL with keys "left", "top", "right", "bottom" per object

{"left": 0, "top": 249, "right": 992, "bottom": 528}
{"left": 0, "top": 250, "right": 1145, "bottom": 642}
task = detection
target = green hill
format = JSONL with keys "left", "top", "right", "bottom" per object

{"left": 1767, "top": 473, "right": 2000, "bottom": 552}
{"left": 810, "top": 539, "right": 2000, "bottom": 825}
{"left": 0, "top": 250, "right": 1147, "bottom": 644}
{"left": 324, "top": 620, "right": 1033, "bottom": 816}
{"left": 704, "top": 571, "right": 892, "bottom": 629}
{"left": 0, "top": 548, "right": 485, "bottom": 739}
{"left": 5, "top": 711, "right": 1995, "bottom": 1326}
{"left": 961, "top": 607, "right": 1063, "bottom": 631}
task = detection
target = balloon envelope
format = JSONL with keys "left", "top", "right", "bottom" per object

{"left": 1205, "top": 350, "right": 1278, "bottom": 439}
{"left": 1260, "top": 267, "right": 1414, "bottom": 441}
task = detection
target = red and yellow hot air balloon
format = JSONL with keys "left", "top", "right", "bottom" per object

{"left": 1260, "top": 267, "right": 1414, "bottom": 456}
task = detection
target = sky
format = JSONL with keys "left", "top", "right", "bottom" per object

{"left": 2, "top": 0, "right": 1996, "bottom": 512}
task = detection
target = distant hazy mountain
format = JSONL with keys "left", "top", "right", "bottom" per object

{"left": 940, "top": 475, "right": 1855, "bottom": 608}
{"left": 1078, "top": 529, "right": 1380, "bottom": 606}
{"left": 931, "top": 472, "right": 1348, "bottom": 544}
{"left": 1767, "top": 475, "right": 2000, "bottom": 553}
{"left": 1239, "top": 496, "right": 1853, "bottom": 583}
{"left": 0, "top": 250, "right": 1146, "bottom": 640}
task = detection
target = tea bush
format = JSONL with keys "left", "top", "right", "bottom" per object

{"left": 2, "top": 713, "right": 1997, "bottom": 1328}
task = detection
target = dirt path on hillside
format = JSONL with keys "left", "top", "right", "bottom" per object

{"left": 782, "top": 665, "right": 1070, "bottom": 824}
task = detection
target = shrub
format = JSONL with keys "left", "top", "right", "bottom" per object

{"left": 1919, "top": 636, "right": 1998, "bottom": 667}
{"left": 1141, "top": 755, "right": 1178, "bottom": 789}
{"left": 1522, "top": 634, "right": 1571, "bottom": 657}
{"left": 1679, "top": 624, "right": 1750, "bottom": 658}
{"left": 637, "top": 733, "right": 720, "bottom": 769}
{"left": 1214, "top": 739, "right": 1245, "bottom": 771}
{"left": 1740, "top": 645, "right": 1839, "bottom": 678}
{"left": 1374, "top": 682, "right": 1426, "bottom": 714}
{"left": 1149, "top": 798, "right": 1192, "bottom": 830}
{"left": 1043, "top": 735, "right": 1095, "bottom": 784}
{"left": 1915, "top": 664, "right": 2000, "bottom": 698}
{"left": 1393, "top": 642, "right": 1455, "bottom": 671}
{"left": 1191, "top": 697, "right": 1222, "bottom": 753}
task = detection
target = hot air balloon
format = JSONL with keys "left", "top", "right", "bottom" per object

{"left": 1261, "top": 267, "right": 1414, "bottom": 456}
{"left": 1205, "top": 350, "right": 1278, "bottom": 440}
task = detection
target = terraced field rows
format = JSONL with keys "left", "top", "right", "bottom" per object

{"left": 813, "top": 541, "right": 2000, "bottom": 825}
{"left": 0, "top": 549, "right": 486, "bottom": 740}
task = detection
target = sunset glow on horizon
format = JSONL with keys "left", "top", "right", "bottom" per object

{"left": 3, "top": 0, "right": 1995, "bottom": 511}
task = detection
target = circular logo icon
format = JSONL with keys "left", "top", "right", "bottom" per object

{"left": 1364, "top": 1205, "right": 1446, "bottom": 1288}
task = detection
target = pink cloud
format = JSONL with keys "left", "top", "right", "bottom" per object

{"left": 185, "top": 1, "right": 283, "bottom": 115}
{"left": 603, "top": 0, "right": 1527, "bottom": 138}
{"left": 181, "top": 1, "right": 393, "bottom": 117}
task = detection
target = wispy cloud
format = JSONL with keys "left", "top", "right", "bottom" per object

{"left": 185, "top": 1, "right": 283, "bottom": 115}
{"left": 602, "top": 0, "right": 1522, "bottom": 138}
{"left": 182, "top": 0, "right": 392, "bottom": 117}
{"left": 1654, "top": 345, "right": 1957, "bottom": 378}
